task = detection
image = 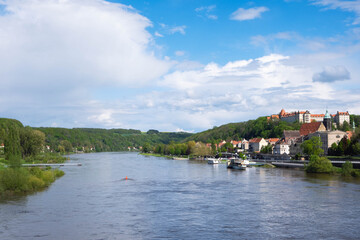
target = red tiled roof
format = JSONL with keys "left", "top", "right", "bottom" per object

{"left": 300, "top": 122, "right": 324, "bottom": 136}
{"left": 338, "top": 111, "right": 349, "bottom": 115}
{"left": 267, "top": 138, "right": 279, "bottom": 143}
{"left": 346, "top": 131, "right": 353, "bottom": 140}
{"left": 310, "top": 114, "right": 325, "bottom": 117}
{"left": 249, "top": 138, "right": 263, "bottom": 143}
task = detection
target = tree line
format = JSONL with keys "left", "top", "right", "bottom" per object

{"left": 33, "top": 127, "right": 192, "bottom": 153}
{"left": 185, "top": 117, "right": 301, "bottom": 143}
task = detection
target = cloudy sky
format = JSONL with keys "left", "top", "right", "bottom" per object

{"left": 0, "top": 0, "right": 359, "bottom": 132}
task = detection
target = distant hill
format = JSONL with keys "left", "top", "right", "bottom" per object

{"left": 185, "top": 117, "right": 301, "bottom": 143}
{"left": 33, "top": 127, "right": 192, "bottom": 152}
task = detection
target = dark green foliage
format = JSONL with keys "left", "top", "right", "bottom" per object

{"left": 4, "top": 125, "right": 22, "bottom": 168}
{"left": 147, "top": 129, "right": 159, "bottom": 134}
{"left": 34, "top": 127, "right": 192, "bottom": 152}
{"left": 20, "top": 127, "right": 45, "bottom": 157}
{"left": 341, "top": 161, "right": 353, "bottom": 177}
{"left": 261, "top": 144, "right": 273, "bottom": 154}
{"left": 186, "top": 117, "right": 300, "bottom": 143}
{"left": 305, "top": 155, "right": 333, "bottom": 173}
{"left": 301, "top": 137, "right": 324, "bottom": 157}
{"left": 329, "top": 130, "right": 360, "bottom": 156}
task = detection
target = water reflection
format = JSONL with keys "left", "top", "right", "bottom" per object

{"left": 0, "top": 152, "right": 359, "bottom": 240}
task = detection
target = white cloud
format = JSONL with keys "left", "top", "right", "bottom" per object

{"left": 230, "top": 6, "right": 269, "bottom": 21}
{"left": 159, "top": 23, "right": 187, "bottom": 35}
{"left": 0, "top": 0, "right": 171, "bottom": 99}
{"left": 175, "top": 51, "right": 185, "bottom": 56}
{"left": 313, "top": 0, "right": 360, "bottom": 24}
{"left": 195, "top": 5, "right": 218, "bottom": 20}
{"left": 169, "top": 25, "right": 186, "bottom": 35}
{"left": 154, "top": 31, "right": 164, "bottom": 37}
{"left": 313, "top": 65, "right": 351, "bottom": 82}
{"left": 0, "top": 0, "right": 171, "bottom": 128}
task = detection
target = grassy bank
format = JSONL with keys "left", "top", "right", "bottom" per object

{"left": 140, "top": 153, "right": 173, "bottom": 158}
{"left": 0, "top": 167, "right": 64, "bottom": 197}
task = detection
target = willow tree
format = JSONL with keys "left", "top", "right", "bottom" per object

{"left": 4, "top": 125, "right": 22, "bottom": 168}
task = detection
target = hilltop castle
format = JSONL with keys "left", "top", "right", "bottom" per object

{"left": 267, "top": 109, "right": 350, "bottom": 126}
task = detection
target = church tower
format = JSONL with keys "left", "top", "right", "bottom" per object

{"left": 323, "top": 110, "right": 331, "bottom": 131}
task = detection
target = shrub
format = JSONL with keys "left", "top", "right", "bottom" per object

{"left": 41, "top": 170, "right": 55, "bottom": 186}
{"left": 305, "top": 155, "right": 334, "bottom": 173}
{"left": 342, "top": 161, "right": 353, "bottom": 177}
{"left": 28, "top": 167, "right": 43, "bottom": 178}
{"left": 0, "top": 168, "right": 30, "bottom": 192}
{"left": 53, "top": 169, "right": 65, "bottom": 178}
{"left": 28, "top": 175, "right": 45, "bottom": 190}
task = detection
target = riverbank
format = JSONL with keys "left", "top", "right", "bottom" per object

{"left": 0, "top": 167, "right": 64, "bottom": 198}
{"left": 0, "top": 153, "right": 67, "bottom": 198}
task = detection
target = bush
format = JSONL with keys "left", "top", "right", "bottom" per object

{"left": 53, "top": 168, "right": 65, "bottom": 178}
{"left": 0, "top": 167, "right": 65, "bottom": 195}
{"left": 28, "top": 175, "right": 45, "bottom": 190}
{"left": 342, "top": 161, "right": 353, "bottom": 176}
{"left": 0, "top": 168, "right": 30, "bottom": 192}
{"left": 41, "top": 170, "right": 56, "bottom": 186}
{"left": 305, "top": 155, "right": 334, "bottom": 173}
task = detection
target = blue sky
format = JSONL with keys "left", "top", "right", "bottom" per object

{"left": 0, "top": 0, "right": 359, "bottom": 132}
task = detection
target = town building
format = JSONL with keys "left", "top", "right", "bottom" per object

{"left": 299, "top": 122, "right": 326, "bottom": 136}
{"left": 307, "top": 130, "right": 348, "bottom": 155}
{"left": 266, "top": 138, "right": 280, "bottom": 146}
{"left": 268, "top": 109, "right": 350, "bottom": 126}
{"left": 249, "top": 138, "right": 267, "bottom": 152}
{"left": 273, "top": 141, "right": 290, "bottom": 155}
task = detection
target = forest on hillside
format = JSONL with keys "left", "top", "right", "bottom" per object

{"left": 33, "top": 127, "right": 192, "bottom": 152}
{"left": 185, "top": 117, "right": 301, "bottom": 143}
{"left": 185, "top": 115, "right": 360, "bottom": 143}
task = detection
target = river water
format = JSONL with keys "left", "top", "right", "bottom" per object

{"left": 1, "top": 152, "right": 360, "bottom": 239}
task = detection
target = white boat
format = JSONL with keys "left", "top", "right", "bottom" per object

{"left": 227, "top": 159, "right": 249, "bottom": 170}
{"left": 207, "top": 158, "right": 220, "bottom": 164}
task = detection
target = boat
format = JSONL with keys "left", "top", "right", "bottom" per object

{"left": 226, "top": 158, "right": 249, "bottom": 170}
{"left": 207, "top": 158, "right": 220, "bottom": 164}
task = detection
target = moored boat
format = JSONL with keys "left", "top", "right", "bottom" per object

{"left": 207, "top": 158, "right": 220, "bottom": 164}
{"left": 226, "top": 158, "right": 249, "bottom": 170}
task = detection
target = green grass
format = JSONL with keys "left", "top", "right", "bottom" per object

{"left": 140, "top": 153, "right": 173, "bottom": 158}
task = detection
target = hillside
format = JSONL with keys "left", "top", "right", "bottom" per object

{"left": 33, "top": 127, "right": 192, "bottom": 152}
{"left": 185, "top": 117, "right": 301, "bottom": 143}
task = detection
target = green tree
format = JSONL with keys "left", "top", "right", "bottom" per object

{"left": 341, "top": 161, "right": 353, "bottom": 177}
{"left": 59, "top": 140, "right": 73, "bottom": 153}
{"left": 305, "top": 155, "right": 333, "bottom": 173}
{"left": 301, "top": 136, "right": 324, "bottom": 157}
{"left": 20, "top": 127, "right": 45, "bottom": 157}
{"left": 4, "top": 125, "right": 22, "bottom": 168}
{"left": 142, "top": 142, "right": 151, "bottom": 153}
{"left": 192, "top": 142, "right": 211, "bottom": 156}
{"left": 260, "top": 144, "right": 273, "bottom": 154}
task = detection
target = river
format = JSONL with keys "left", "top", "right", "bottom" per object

{"left": 1, "top": 152, "right": 360, "bottom": 239}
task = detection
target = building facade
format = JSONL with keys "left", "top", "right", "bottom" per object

{"left": 269, "top": 109, "right": 350, "bottom": 126}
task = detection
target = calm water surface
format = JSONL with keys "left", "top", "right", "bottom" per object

{"left": 1, "top": 152, "right": 360, "bottom": 239}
